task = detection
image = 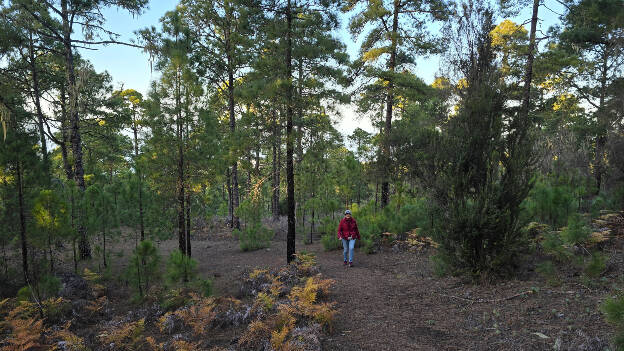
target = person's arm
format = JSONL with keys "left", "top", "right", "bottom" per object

{"left": 354, "top": 220, "right": 360, "bottom": 239}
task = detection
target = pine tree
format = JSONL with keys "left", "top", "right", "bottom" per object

{"left": 344, "top": 0, "right": 451, "bottom": 208}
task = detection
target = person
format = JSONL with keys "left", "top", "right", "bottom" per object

{"left": 337, "top": 209, "right": 360, "bottom": 267}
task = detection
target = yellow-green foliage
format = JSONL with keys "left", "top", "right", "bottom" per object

{"left": 238, "top": 320, "right": 272, "bottom": 349}
{"left": 1, "top": 317, "right": 45, "bottom": 351}
{"left": 288, "top": 276, "right": 336, "bottom": 330}
{"left": 98, "top": 318, "right": 146, "bottom": 350}
{"left": 255, "top": 292, "right": 275, "bottom": 312}
{"left": 269, "top": 276, "right": 284, "bottom": 297}
{"left": 293, "top": 252, "right": 316, "bottom": 275}
{"left": 51, "top": 322, "right": 89, "bottom": 351}
{"left": 0, "top": 298, "right": 87, "bottom": 351}
{"left": 82, "top": 267, "right": 101, "bottom": 282}
{"left": 249, "top": 268, "right": 268, "bottom": 279}
{"left": 241, "top": 268, "right": 336, "bottom": 350}
{"left": 172, "top": 294, "right": 217, "bottom": 336}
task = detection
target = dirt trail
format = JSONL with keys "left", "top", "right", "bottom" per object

{"left": 311, "top": 245, "right": 458, "bottom": 351}
{"left": 171, "top": 232, "right": 611, "bottom": 351}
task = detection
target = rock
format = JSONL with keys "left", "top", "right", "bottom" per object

{"left": 59, "top": 273, "right": 92, "bottom": 300}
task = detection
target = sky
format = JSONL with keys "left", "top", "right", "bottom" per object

{"left": 78, "top": 1, "right": 565, "bottom": 139}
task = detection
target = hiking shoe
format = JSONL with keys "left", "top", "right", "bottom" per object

{"left": 343, "top": 261, "right": 348, "bottom": 266}
{"left": 348, "top": 262, "right": 353, "bottom": 268}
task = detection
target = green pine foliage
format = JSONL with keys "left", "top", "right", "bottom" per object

{"left": 165, "top": 249, "right": 197, "bottom": 285}
{"left": 233, "top": 188, "right": 275, "bottom": 252}
{"left": 126, "top": 240, "right": 161, "bottom": 299}
{"left": 560, "top": 214, "right": 591, "bottom": 246}
{"left": 425, "top": 10, "right": 535, "bottom": 278}
{"left": 522, "top": 175, "right": 579, "bottom": 228}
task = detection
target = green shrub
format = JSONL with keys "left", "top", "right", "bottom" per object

{"left": 541, "top": 232, "right": 571, "bottom": 261}
{"left": 233, "top": 224, "right": 274, "bottom": 251}
{"left": 584, "top": 252, "right": 607, "bottom": 279}
{"left": 234, "top": 188, "right": 274, "bottom": 251}
{"left": 38, "top": 274, "right": 61, "bottom": 299}
{"left": 601, "top": 295, "right": 624, "bottom": 350}
{"left": 321, "top": 233, "right": 342, "bottom": 251}
{"left": 431, "top": 254, "right": 450, "bottom": 277}
{"left": 166, "top": 249, "right": 197, "bottom": 285}
{"left": 126, "top": 240, "right": 161, "bottom": 298}
{"left": 17, "top": 286, "right": 32, "bottom": 302}
{"left": 197, "top": 279, "right": 213, "bottom": 297}
{"left": 522, "top": 175, "right": 578, "bottom": 227}
{"left": 560, "top": 214, "right": 590, "bottom": 246}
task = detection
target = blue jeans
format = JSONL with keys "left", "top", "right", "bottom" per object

{"left": 342, "top": 239, "right": 356, "bottom": 262}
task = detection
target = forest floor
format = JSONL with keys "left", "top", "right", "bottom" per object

{"left": 154, "top": 220, "right": 620, "bottom": 351}
{"left": 3, "top": 216, "right": 621, "bottom": 350}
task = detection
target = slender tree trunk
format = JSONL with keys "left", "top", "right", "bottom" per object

{"left": 380, "top": 0, "right": 400, "bottom": 208}
{"left": 132, "top": 117, "right": 145, "bottom": 241}
{"left": 286, "top": 0, "right": 296, "bottom": 264}
{"left": 272, "top": 110, "right": 281, "bottom": 221}
{"left": 176, "top": 64, "right": 186, "bottom": 255}
{"left": 48, "top": 232, "right": 54, "bottom": 274}
{"left": 520, "top": 0, "right": 539, "bottom": 132}
{"left": 595, "top": 47, "right": 610, "bottom": 194}
{"left": 103, "top": 229, "right": 107, "bottom": 268}
{"left": 62, "top": 0, "right": 90, "bottom": 259}
{"left": 226, "top": 168, "right": 233, "bottom": 227}
{"left": 310, "top": 204, "right": 315, "bottom": 244}
{"left": 28, "top": 31, "right": 50, "bottom": 184}
{"left": 186, "top": 192, "right": 191, "bottom": 257}
{"left": 59, "top": 86, "right": 74, "bottom": 180}
{"left": 16, "top": 160, "right": 29, "bottom": 285}
{"left": 296, "top": 60, "right": 304, "bottom": 164}
{"left": 228, "top": 76, "right": 240, "bottom": 230}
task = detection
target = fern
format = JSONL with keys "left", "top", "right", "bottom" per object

{"left": 1, "top": 318, "right": 45, "bottom": 351}
{"left": 98, "top": 318, "right": 146, "bottom": 350}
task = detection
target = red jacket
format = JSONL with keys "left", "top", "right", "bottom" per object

{"left": 337, "top": 217, "right": 360, "bottom": 240}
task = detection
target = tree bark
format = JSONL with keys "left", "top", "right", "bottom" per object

{"left": 28, "top": 31, "right": 50, "bottom": 184}
{"left": 17, "top": 160, "right": 29, "bottom": 285}
{"left": 225, "top": 8, "right": 241, "bottom": 231}
{"left": 226, "top": 168, "right": 233, "bottom": 226}
{"left": 380, "top": 0, "right": 400, "bottom": 208}
{"left": 59, "top": 86, "right": 74, "bottom": 180}
{"left": 176, "top": 64, "right": 186, "bottom": 255}
{"left": 131, "top": 110, "right": 145, "bottom": 241}
{"left": 595, "top": 46, "right": 610, "bottom": 194}
{"left": 186, "top": 192, "right": 192, "bottom": 257}
{"left": 286, "top": 0, "right": 296, "bottom": 264}
{"left": 62, "top": 0, "right": 90, "bottom": 259}
{"left": 272, "top": 110, "right": 281, "bottom": 220}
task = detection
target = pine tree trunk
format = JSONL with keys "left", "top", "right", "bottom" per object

{"left": 272, "top": 110, "right": 281, "bottom": 221}
{"left": 176, "top": 66, "right": 186, "bottom": 255}
{"left": 28, "top": 31, "right": 50, "bottom": 184}
{"left": 16, "top": 160, "right": 29, "bottom": 285}
{"left": 132, "top": 118, "right": 145, "bottom": 241}
{"left": 229, "top": 76, "right": 240, "bottom": 230}
{"left": 59, "top": 86, "right": 74, "bottom": 180}
{"left": 186, "top": 192, "right": 192, "bottom": 257}
{"left": 286, "top": 0, "right": 296, "bottom": 264}
{"left": 595, "top": 47, "right": 609, "bottom": 194}
{"left": 62, "top": 0, "right": 90, "bottom": 259}
{"left": 226, "top": 168, "right": 233, "bottom": 227}
{"left": 380, "top": 0, "right": 400, "bottom": 208}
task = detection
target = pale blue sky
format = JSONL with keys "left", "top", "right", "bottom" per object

{"left": 79, "top": 1, "right": 564, "bottom": 135}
